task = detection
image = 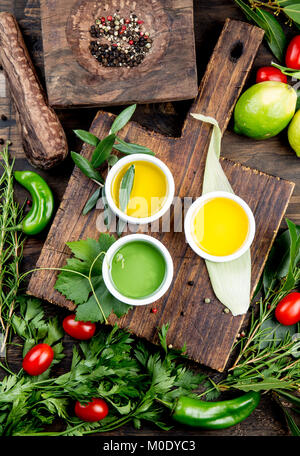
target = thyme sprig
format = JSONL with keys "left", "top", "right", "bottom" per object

{"left": 0, "top": 143, "right": 25, "bottom": 352}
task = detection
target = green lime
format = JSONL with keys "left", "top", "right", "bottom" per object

{"left": 288, "top": 109, "right": 300, "bottom": 157}
{"left": 234, "top": 81, "right": 297, "bottom": 140}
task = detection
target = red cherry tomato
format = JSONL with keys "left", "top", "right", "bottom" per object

{"left": 275, "top": 292, "right": 300, "bottom": 326}
{"left": 22, "top": 343, "right": 54, "bottom": 376}
{"left": 285, "top": 36, "right": 300, "bottom": 69}
{"left": 75, "top": 398, "right": 109, "bottom": 422}
{"left": 63, "top": 314, "right": 96, "bottom": 340}
{"left": 256, "top": 66, "right": 287, "bottom": 84}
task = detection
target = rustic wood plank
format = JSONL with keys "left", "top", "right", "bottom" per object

{"left": 0, "top": 0, "right": 296, "bottom": 435}
{"left": 26, "top": 19, "right": 294, "bottom": 373}
{"left": 40, "top": 0, "right": 198, "bottom": 108}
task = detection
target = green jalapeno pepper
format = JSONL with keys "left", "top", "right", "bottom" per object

{"left": 169, "top": 391, "right": 260, "bottom": 429}
{"left": 14, "top": 171, "right": 54, "bottom": 235}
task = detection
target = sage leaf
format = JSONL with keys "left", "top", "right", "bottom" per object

{"left": 191, "top": 113, "right": 251, "bottom": 316}
{"left": 107, "top": 154, "right": 119, "bottom": 167}
{"left": 74, "top": 130, "right": 100, "bottom": 147}
{"left": 82, "top": 188, "right": 101, "bottom": 216}
{"left": 256, "top": 8, "right": 287, "bottom": 62}
{"left": 284, "top": 3, "right": 300, "bottom": 25}
{"left": 102, "top": 186, "right": 113, "bottom": 229}
{"left": 117, "top": 218, "right": 127, "bottom": 238}
{"left": 114, "top": 138, "right": 154, "bottom": 156}
{"left": 91, "top": 134, "right": 116, "bottom": 168}
{"left": 70, "top": 151, "right": 104, "bottom": 184}
{"left": 119, "top": 165, "right": 135, "bottom": 213}
{"left": 110, "top": 104, "right": 136, "bottom": 134}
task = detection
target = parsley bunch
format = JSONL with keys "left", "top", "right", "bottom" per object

{"left": 0, "top": 298, "right": 204, "bottom": 436}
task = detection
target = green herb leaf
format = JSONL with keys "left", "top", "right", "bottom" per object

{"left": 233, "top": 377, "right": 294, "bottom": 392}
{"left": 74, "top": 130, "right": 100, "bottom": 147}
{"left": 117, "top": 219, "right": 127, "bottom": 238}
{"left": 119, "top": 165, "right": 135, "bottom": 213}
{"left": 234, "top": 0, "right": 268, "bottom": 29}
{"left": 281, "top": 218, "right": 300, "bottom": 292}
{"left": 101, "top": 186, "right": 113, "bottom": 229}
{"left": 82, "top": 188, "right": 101, "bottom": 216}
{"left": 272, "top": 61, "right": 300, "bottom": 79}
{"left": 297, "top": 90, "right": 300, "bottom": 110}
{"left": 91, "top": 134, "right": 116, "bottom": 168}
{"left": 234, "top": 1, "right": 286, "bottom": 61}
{"left": 263, "top": 221, "right": 300, "bottom": 294}
{"left": 276, "top": 390, "right": 300, "bottom": 408}
{"left": 283, "top": 408, "right": 300, "bottom": 436}
{"left": 107, "top": 155, "right": 119, "bottom": 167}
{"left": 284, "top": 3, "right": 300, "bottom": 25}
{"left": 55, "top": 234, "right": 132, "bottom": 323}
{"left": 256, "top": 8, "right": 287, "bottom": 62}
{"left": 259, "top": 317, "right": 298, "bottom": 350}
{"left": 114, "top": 139, "right": 154, "bottom": 156}
{"left": 70, "top": 152, "right": 104, "bottom": 184}
{"left": 110, "top": 104, "right": 136, "bottom": 134}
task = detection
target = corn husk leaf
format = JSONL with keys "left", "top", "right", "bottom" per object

{"left": 190, "top": 113, "right": 251, "bottom": 316}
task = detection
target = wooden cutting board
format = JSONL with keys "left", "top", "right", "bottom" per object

{"left": 40, "top": 0, "right": 198, "bottom": 108}
{"left": 27, "top": 19, "right": 295, "bottom": 372}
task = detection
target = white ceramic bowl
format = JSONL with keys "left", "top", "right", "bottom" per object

{"left": 105, "top": 154, "right": 175, "bottom": 225}
{"left": 184, "top": 191, "right": 256, "bottom": 263}
{"left": 102, "top": 234, "right": 174, "bottom": 306}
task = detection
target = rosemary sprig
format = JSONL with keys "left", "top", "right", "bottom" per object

{"left": 0, "top": 143, "right": 25, "bottom": 352}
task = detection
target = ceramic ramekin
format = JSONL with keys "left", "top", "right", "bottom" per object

{"left": 102, "top": 234, "right": 174, "bottom": 306}
{"left": 104, "top": 154, "right": 175, "bottom": 225}
{"left": 184, "top": 191, "right": 256, "bottom": 263}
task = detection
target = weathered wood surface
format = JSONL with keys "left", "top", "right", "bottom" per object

{"left": 27, "top": 19, "right": 294, "bottom": 373}
{"left": 0, "top": 0, "right": 298, "bottom": 436}
{"left": 40, "top": 0, "right": 198, "bottom": 108}
{"left": 0, "top": 12, "right": 68, "bottom": 168}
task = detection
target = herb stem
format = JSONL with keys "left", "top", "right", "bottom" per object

{"left": 88, "top": 251, "right": 107, "bottom": 324}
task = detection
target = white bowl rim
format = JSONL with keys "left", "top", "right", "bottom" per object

{"left": 102, "top": 233, "right": 174, "bottom": 306}
{"left": 104, "top": 154, "right": 175, "bottom": 225}
{"left": 184, "top": 191, "right": 256, "bottom": 263}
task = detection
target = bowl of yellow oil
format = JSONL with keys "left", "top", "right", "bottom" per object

{"left": 105, "top": 154, "right": 175, "bottom": 225}
{"left": 184, "top": 191, "right": 255, "bottom": 262}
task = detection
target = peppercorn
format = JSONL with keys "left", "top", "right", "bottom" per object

{"left": 89, "top": 13, "right": 152, "bottom": 68}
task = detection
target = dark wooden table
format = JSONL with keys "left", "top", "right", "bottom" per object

{"left": 0, "top": 0, "right": 298, "bottom": 436}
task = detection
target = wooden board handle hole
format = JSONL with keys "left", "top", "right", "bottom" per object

{"left": 230, "top": 41, "right": 244, "bottom": 62}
